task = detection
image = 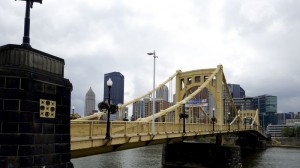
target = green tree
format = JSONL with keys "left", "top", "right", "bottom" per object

{"left": 281, "top": 127, "right": 295, "bottom": 137}
{"left": 295, "top": 126, "right": 300, "bottom": 138}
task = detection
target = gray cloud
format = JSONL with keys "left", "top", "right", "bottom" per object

{"left": 1, "top": 0, "right": 299, "bottom": 116}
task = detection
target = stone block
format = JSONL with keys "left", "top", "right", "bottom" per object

{"left": 1, "top": 145, "right": 18, "bottom": 156}
{"left": 19, "top": 156, "right": 34, "bottom": 167}
{"left": 2, "top": 122, "right": 18, "bottom": 133}
{"left": 43, "top": 123, "right": 55, "bottom": 134}
{"left": 0, "top": 44, "right": 73, "bottom": 167}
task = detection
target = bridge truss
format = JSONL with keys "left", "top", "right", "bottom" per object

{"left": 71, "top": 65, "right": 265, "bottom": 157}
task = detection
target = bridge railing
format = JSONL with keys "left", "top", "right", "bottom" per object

{"left": 71, "top": 121, "right": 264, "bottom": 139}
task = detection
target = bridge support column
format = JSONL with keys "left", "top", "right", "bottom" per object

{"left": 236, "top": 136, "right": 267, "bottom": 151}
{"left": 216, "top": 134, "right": 224, "bottom": 146}
{"left": 0, "top": 45, "right": 73, "bottom": 167}
{"left": 162, "top": 142, "right": 241, "bottom": 168}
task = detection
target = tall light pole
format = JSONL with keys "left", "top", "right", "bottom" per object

{"left": 211, "top": 107, "right": 216, "bottom": 131}
{"left": 147, "top": 50, "right": 158, "bottom": 135}
{"left": 244, "top": 117, "right": 247, "bottom": 130}
{"left": 71, "top": 106, "right": 75, "bottom": 119}
{"left": 180, "top": 104, "right": 188, "bottom": 133}
{"left": 105, "top": 78, "right": 113, "bottom": 139}
{"left": 227, "top": 112, "right": 231, "bottom": 131}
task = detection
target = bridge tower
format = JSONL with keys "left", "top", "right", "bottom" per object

{"left": 175, "top": 65, "right": 226, "bottom": 126}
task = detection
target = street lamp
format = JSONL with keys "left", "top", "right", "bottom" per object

{"left": 227, "top": 112, "right": 231, "bottom": 131}
{"left": 180, "top": 104, "right": 188, "bottom": 133}
{"left": 123, "top": 111, "right": 128, "bottom": 121}
{"left": 211, "top": 107, "right": 216, "bottom": 131}
{"left": 148, "top": 50, "right": 158, "bottom": 135}
{"left": 105, "top": 78, "right": 113, "bottom": 139}
{"left": 244, "top": 117, "right": 247, "bottom": 130}
{"left": 71, "top": 106, "right": 75, "bottom": 119}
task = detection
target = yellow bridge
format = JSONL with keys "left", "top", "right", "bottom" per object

{"left": 71, "top": 65, "right": 267, "bottom": 158}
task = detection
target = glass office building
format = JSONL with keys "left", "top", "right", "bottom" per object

{"left": 252, "top": 95, "right": 277, "bottom": 129}
{"left": 227, "top": 84, "right": 245, "bottom": 98}
{"left": 103, "top": 72, "right": 124, "bottom": 105}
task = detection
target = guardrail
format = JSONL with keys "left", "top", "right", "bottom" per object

{"left": 71, "top": 120, "right": 265, "bottom": 138}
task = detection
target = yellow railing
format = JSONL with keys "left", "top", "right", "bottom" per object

{"left": 71, "top": 121, "right": 264, "bottom": 139}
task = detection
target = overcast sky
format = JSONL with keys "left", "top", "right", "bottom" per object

{"left": 1, "top": 0, "right": 300, "bottom": 116}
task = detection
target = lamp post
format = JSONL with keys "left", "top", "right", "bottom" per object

{"left": 105, "top": 78, "right": 113, "bottom": 139}
{"left": 180, "top": 104, "right": 188, "bottom": 133}
{"left": 147, "top": 50, "right": 158, "bottom": 135}
{"left": 183, "top": 105, "right": 186, "bottom": 133}
{"left": 71, "top": 106, "right": 75, "bottom": 119}
{"left": 123, "top": 111, "right": 128, "bottom": 121}
{"left": 227, "top": 112, "right": 231, "bottom": 131}
{"left": 244, "top": 117, "right": 247, "bottom": 130}
{"left": 211, "top": 107, "right": 216, "bottom": 131}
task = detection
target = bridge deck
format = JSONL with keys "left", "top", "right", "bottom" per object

{"left": 71, "top": 121, "right": 266, "bottom": 158}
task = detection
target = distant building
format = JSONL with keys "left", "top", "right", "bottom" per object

{"left": 224, "top": 84, "right": 247, "bottom": 117}
{"left": 104, "top": 72, "right": 124, "bottom": 105}
{"left": 266, "top": 124, "right": 293, "bottom": 137}
{"left": 84, "top": 87, "right": 95, "bottom": 116}
{"left": 227, "top": 84, "right": 245, "bottom": 98}
{"left": 143, "top": 99, "right": 170, "bottom": 122}
{"left": 277, "top": 113, "right": 286, "bottom": 125}
{"left": 287, "top": 112, "right": 295, "bottom": 119}
{"left": 277, "top": 112, "right": 295, "bottom": 125}
{"left": 224, "top": 93, "right": 278, "bottom": 130}
{"left": 232, "top": 97, "right": 255, "bottom": 111}
{"left": 132, "top": 96, "right": 171, "bottom": 122}
{"left": 156, "top": 85, "right": 169, "bottom": 101}
{"left": 252, "top": 95, "right": 277, "bottom": 129}
{"left": 224, "top": 96, "right": 254, "bottom": 119}
{"left": 286, "top": 119, "right": 300, "bottom": 125}
{"left": 133, "top": 100, "right": 145, "bottom": 119}
{"left": 296, "top": 112, "right": 300, "bottom": 119}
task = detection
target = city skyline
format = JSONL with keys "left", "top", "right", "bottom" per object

{"left": 1, "top": 1, "right": 299, "bottom": 167}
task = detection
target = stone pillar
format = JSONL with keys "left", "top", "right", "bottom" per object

{"left": 0, "top": 44, "right": 73, "bottom": 167}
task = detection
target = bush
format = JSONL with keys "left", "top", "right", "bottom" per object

{"left": 281, "top": 127, "right": 295, "bottom": 137}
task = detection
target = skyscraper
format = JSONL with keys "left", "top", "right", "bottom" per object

{"left": 252, "top": 94, "right": 277, "bottom": 129}
{"left": 227, "top": 84, "right": 245, "bottom": 98}
{"left": 85, "top": 87, "right": 95, "bottom": 116}
{"left": 156, "top": 85, "right": 169, "bottom": 101}
{"left": 104, "top": 72, "right": 124, "bottom": 105}
{"left": 133, "top": 100, "right": 145, "bottom": 119}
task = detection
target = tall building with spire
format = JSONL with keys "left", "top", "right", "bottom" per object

{"left": 156, "top": 85, "right": 169, "bottom": 101}
{"left": 85, "top": 87, "right": 95, "bottom": 116}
